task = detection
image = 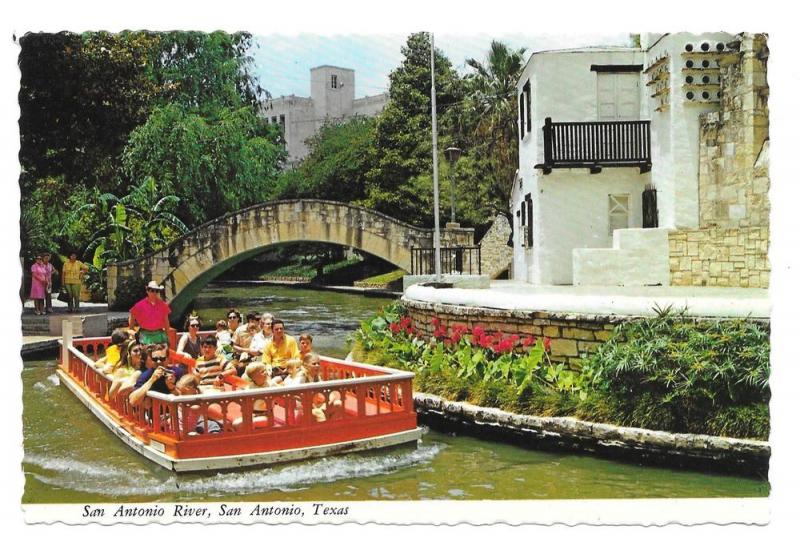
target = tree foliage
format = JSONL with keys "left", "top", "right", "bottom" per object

{"left": 122, "top": 104, "right": 285, "bottom": 225}
{"left": 360, "top": 32, "right": 464, "bottom": 225}
{"left": 275, "top": 117, "right": 376, "bottom": 202}
{"left": 18, "top": 31, "right": 161, "bottom": 193}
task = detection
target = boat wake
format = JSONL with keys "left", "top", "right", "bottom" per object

{"left": 24, "top": 441, "right": 444, "bottom": 499}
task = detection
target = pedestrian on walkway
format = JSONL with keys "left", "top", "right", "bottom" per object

{"left": 42, "top": 252, "right": 56, "bottom": 313}
{"left": 61, "top": 252, "right": 88, "bottom": 313}
{"left": 129, "top": 280, "right": 172, "bottom": 345}
{"left": 30, "top": 254, "right": 48, "bottom": 315}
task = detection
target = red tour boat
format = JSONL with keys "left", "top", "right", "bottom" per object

{"left": 57, "top": 322, "right": 422, "bottom": 472}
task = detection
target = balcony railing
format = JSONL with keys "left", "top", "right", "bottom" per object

{"left": 410, "top": 246, "right": 481, "bottom": 276}
{"left": 536, "top": 117, "right": 652, "bottom": 174}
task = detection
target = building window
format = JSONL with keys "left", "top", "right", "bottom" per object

{"left": 331, "top": 74, "right": 338, "bottom": 89}
{"left": 525, "top": 194, "right": 533, "bottom": 247}
{"left": 523, "top": 80, "right": 532, "bottom": 132}
{"left": 519, "top": 92, "right": 525, "bottom": 139}
{"left": 271, "top": 116, "right": 277, "bottom": 124}
{"left": 608, "top": 194, "right": 630, "bottom": 235}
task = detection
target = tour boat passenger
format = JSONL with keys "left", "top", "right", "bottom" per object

{"left": 249, "top": 313, "right": 274, "bottom": 357}
{"left": 299, "top": 333, "right": 314, "bottom": 358}
{"left": 303, "top": 352, "right": 323, "bottom": 383}
{"left": 232, "top": 314, "right": 260, "bottom": 368}
{"left": 227, "top": 309, "right": 244, "bottom": 336}
{"left": 107, "top": 341, "right": 143, "bottom": 400}
{"left": 215, "top": 319, "right": 233, "bottom": 356}
{"left": 176, "top": 316, "right": 202, "bottom": 359}
{"left": 132, "top": 344, "right": 185, "bottom": 391}
{"left": 97, "top": 329, "right": 129, "bottom": 374}
{"left": 176, "top": 374, "right": 223, "bottom": 435}
{"left": 282, "top": 359, "right": 308, "bottom": 386}
{"left": 195, "top": 336, "right": 236, "bottom": 384}
{"left": 128, "top": 281, "right": 171, "bottom": 345}
{"left": 261, "top": 319, "right": 300, "bottom": 378}
{"left": 128, "top": 357, "right": 185, "bottom": 406}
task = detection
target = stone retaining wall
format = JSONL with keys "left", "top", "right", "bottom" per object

{"left": 414, "top": 392, "right": 769, "bottom": 477}
{"left": 403, "top": 298, "right": 627, "bottom": 368}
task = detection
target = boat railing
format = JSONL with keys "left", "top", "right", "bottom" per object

{"left": 59, "top": 323, "right": 417, "bottom": 454}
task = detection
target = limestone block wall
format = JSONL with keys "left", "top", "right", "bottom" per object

{"left": 403, "top": 298, "right": 627, "bottom": 368}
{"left": 669, "top": 33, "right": 769, "bottom": 289}
{"left": 669, "top": 226, "right": 770, "bottom": 288}
{"left": 478, "top": 214, "right": 513, "bottom": 279}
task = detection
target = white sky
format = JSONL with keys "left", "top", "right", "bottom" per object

{"left": 252, "top": 33, "right": 631, "bottom": 98}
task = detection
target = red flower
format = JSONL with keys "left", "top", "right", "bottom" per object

{"left": 497, "top": 338, "right": 514, "bottom": 353}
{"left": 544, "top": 337, "right": 552, "bottom": 352}
{"left": 472, "top": 325, "right": 485, "bottom": 339}
{"left": 431, "top": 317, "right": 440, "bottom": 326}
{"left": 389, "top": 322, "right": 401, "bottom": 334}
{"left": 450, "top": 331, "right": 462, "bottom": 344}
{"left": 522, "top": 335, "right": 536, "bottom": 347}
{"left": 478, "top": 335, "right": 493, "bottom": 349}
{"left": 399, "top": 317, "right": 412, "bottom": 328}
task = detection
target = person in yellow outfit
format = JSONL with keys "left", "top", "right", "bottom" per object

{"left": 261, "top": 319, "right": 300, "bottom": 379}
{"left": 62, "top": 252, "right": 88, "bottom": 313}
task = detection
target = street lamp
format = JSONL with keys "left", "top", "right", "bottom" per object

{"left": 444, "top": 146, "right": 462, "bottom": 225}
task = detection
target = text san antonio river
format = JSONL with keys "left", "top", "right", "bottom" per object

{"left": 22, "top": 284, "right": 768, "bottom": 503}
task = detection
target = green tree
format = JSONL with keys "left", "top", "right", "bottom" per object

{"left": 17, "top": 31, "right": 162, "bottom": 193}
{"left": 361, "top": 32, "right": 463, "bottom": 226}
{"left": 122, "top": 103, "right": 285, "bottom": 225}
{"left": 275, "top": 117, "right": 376, "bottom": 202}
{"left": 459, "top": 40, "right": 527, "bottom": 222}
{"left": 150, "top": 31, "right": 265, "bottom": 114}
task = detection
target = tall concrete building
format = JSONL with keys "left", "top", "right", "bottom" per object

{"left": 261, "top": 65, "right": 389, "bottom": 166}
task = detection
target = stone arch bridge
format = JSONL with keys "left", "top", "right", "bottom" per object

{"left": 107, "top": 199, "right": 474, "bottom": 320}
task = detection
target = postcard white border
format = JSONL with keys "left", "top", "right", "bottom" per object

{"left": 4, "top": 0, "right": 799, "bottom": 543}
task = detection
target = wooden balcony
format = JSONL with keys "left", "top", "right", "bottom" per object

{"left": 536, "top": 117, "right": 652, "bottom": 174}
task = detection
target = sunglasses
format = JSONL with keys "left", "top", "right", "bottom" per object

{"left": 228, "top": 315, "right": 238, "bottom": 320}
{"left": 130, "top": 349, "right": 142, "bottom": 354}
{"left": 189, "top": 323, "right": 200, "bottom": 328}
{"left": 151, "top": 356, "right": 167, "bottom": 363}
{"left": 147, "top": 288, "right": 159, "bottom": 293}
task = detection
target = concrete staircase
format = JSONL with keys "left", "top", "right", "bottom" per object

{"left": 572, "top": 228, "right": 670, "bottom": 286}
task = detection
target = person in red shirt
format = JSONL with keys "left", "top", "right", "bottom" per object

{"left": 129, "top": 280, "right": 171, "bottom": 345}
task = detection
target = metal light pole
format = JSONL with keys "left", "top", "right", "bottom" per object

{"left": 430, "top": 32, "right": 442, "bottom": 281}
{"left": 444, "top": 146, "right": 462, "bottom": 224}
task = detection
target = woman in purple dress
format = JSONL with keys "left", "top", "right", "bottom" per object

{"left": 30, "top": 254, "right": 48, "bottom": 315}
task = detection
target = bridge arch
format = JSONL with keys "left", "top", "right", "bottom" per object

{"left": 107, "top": 199, "right": 473, "bottom": 320}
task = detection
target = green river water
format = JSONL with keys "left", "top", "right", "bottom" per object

{"left": 22, "top": 284, "right": 768, "bottom": 503}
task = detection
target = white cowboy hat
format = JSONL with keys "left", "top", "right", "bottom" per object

{"left": 146, "top": 280, "right": 164, "bottom": 291}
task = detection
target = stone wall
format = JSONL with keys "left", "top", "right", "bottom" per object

{"left": 414, "top": 393, "right": 769, "bottom": 476}
{"left": 670, "top": 33, "right": 770, "bottom": 288}
{"left": 403, "top": 298, "right": 627, "bottom": 368}
{"left": 478, "top": 214, "right": 513, "bottom": 279}
{"left": 669, "top": 226, "right": 770, "bottom": 288}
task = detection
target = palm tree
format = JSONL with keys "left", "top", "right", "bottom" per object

{"left": 461, "top": 41, "right": 527, "bottom": 219}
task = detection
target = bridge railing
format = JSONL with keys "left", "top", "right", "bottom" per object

{"left": 410, "top": 246, "right": 481, "bottom": 276}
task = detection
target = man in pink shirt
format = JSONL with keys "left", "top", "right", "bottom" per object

{"left": 129, "top": 280, "right": 171, "bottom": 345}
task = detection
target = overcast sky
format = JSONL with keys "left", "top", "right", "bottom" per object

{"left": 251, "top": 33, "right": 631, "bottom": 99}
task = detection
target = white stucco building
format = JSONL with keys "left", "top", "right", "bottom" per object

{"left": 261, "top": 65, "right": 388, "bottom": 166}
{"left": 510, "top": 32, "right": 769, "bottom": 288}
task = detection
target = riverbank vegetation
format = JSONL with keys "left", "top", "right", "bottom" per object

{"left": 352, "top": 303, "right": 770, "bottom": 440}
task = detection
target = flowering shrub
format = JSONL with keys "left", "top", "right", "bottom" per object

{"left": 354, "top": 302, "right": 587, "bottom": 397}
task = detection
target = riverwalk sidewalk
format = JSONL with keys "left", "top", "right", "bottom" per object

{"left": 404, "top": 281, "right": 770, "bottom": 319}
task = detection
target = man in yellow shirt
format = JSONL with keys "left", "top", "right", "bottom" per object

{"left": 261, "top": 319, "right": 300, "bottom": 378}
{"left": 62, "top": 252, "right": 88, "bottom": 313}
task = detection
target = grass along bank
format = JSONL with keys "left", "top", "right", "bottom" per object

{"left": 350, "top": 302, "right": 770, "bottom": 441}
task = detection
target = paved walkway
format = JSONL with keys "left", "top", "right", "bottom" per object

{"left": 404, "top": 281, "right": 770, "bottom": 318}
